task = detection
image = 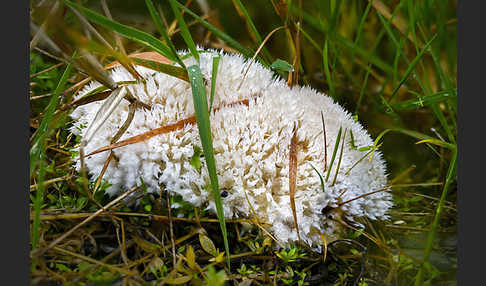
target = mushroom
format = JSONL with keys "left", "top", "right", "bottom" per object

{"left": 70, "top": 50, "right": 393, "bottom": 250}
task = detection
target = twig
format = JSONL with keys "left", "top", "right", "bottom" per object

{"left": 166, "top": 190, "right": 177, "bottom": 267}
{"left": 31, "top": 186, "right": 139, "bottom": 258}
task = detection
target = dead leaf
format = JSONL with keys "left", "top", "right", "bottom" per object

{"left": 289, "top": 122, "right": 301, "bottom": 242}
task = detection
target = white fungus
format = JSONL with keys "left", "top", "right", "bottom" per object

{"left": 70, "top": 50, "right": 393, "bottom": 250}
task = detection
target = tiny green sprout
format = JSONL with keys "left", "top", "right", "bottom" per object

{"left": 275, "top": 246, "right": 307, "bottom": 264}
{"left": 190, "top": 145, "right": 203, "bottom": 171}
{"left": 205, "top": 266, "right": 227, "bottom": 286}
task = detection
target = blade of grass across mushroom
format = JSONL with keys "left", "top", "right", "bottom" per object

{"left": 167, "top": 0, "right": 231, "bottom": 268}
{"left": 209, "top": 56, "right": 221, "bottom": 113}
{"left": 61, "top": 0, "right": 177, "bottom": 62}
{"left": 289, "top": 122, "right": 301, "bottom": 242}
{"left": 186, "top": 65, "right": 231, "bottom": 269}
{"left": 31, "top": 53, "right": 75, "bottom": 255}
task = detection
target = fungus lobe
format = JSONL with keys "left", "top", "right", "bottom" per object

{"left": 70, "top": 50, "right": 393, "bottom": 249}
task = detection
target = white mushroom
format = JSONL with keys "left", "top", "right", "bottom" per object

{"left": 70, "top": 50, "right": 393, "bottom": 250}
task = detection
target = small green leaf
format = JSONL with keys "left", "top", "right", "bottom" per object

{"left": 205, "top": 266, "right": 227, "bottom": 286}
{"left": 190, "top": 145, "right": 202, "bottom": 171}
{"left": 165, "top": 275, "right": 193, "bottom": 285}
{"left": 270, "top": 59, "right": 294, "bottom": 73}
{"left": 199, "top": 234, "right": 217, "bottom": 257}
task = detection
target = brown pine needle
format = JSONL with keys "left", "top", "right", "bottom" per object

{"left": 338, "top": 186, "right": 391, "bottom": 208}
{"left": 86, "top": 98, "right": 250, "bottom": 156}
{"left": 289, "top": 122, "right": 301, "bottom": 242}
{"left": 238, "top": 25, "right": 285, "bottom": 90}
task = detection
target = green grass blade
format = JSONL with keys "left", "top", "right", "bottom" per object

{"left": 390, "top": 90, "right": 456, "bottom": 111}
{"left": 372, "top": 128, "right": 455, "bottom": 152}
{"left": 388, "top": 33, "right": 438, "bottom": 102}
{"left": 414, "top": 148, "right": 457, "bottom": 286}
{"left": 175, "top": 2, "right": 254, "bottom": 59}
{"left": 332, "top": 129, "right": 347, "bottom": 185}
{"left": 296, "top": 8, "right": 393, "bottom": 74}
{"left": 310, "top": 164, "right": 325, "bottom": 193}
{"left": 31, "top": 55, "right": 74, "bottom": 252}
{"left": 233, "top": 0, "right": 271, "bottom": 64}
{"left": 322, "top": 39, "right": 335, "bottom": 99}
{"left": 209, "top": 56, "right": 221, "bottom": 113}
{"left": 355, "top": 64, "right": 372, "bottom": 115}
{"left": 132, "top": 57, "right": 188, "bottom": 82}
{"left": 30, "top": 54, "right": 75, "bottom": 178}
{"left": 168, "top": 0, "right": 199, "bottom": 62}
{"left": 186, "top": 65, "right": 230, "bottom": 269}
{"left": 145, "top": 0, "right": 186, "bottom": 69}
{"left": 325, "top": 126, "right": 342, "bottom": 182}
{"left": 350, "top": 0, "right": 373, "bottom": 70}
{"left": 62, "top": 0, "right": 176, "bottom": 62}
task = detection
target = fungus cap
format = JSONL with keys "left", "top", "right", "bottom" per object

{"left": 70, "top": 50, "right": 393, "bottom": 249}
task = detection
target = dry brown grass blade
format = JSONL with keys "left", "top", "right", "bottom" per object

{"left": 103, "top": 51, "right": 173, "bottom": 70}
{"left": 369, "top": 0, "right": 417, "bottom": 46}
{"left": 337, "top": 186, "right": 391, "bottom": 208}
{"left": 31, "top": 185, "right": 139, "bottom": 258}
{"left": 238, "top": 25, "right": 285, "bottom": 90}
{"left": 30, "top": 1, "right": 61, "bottom": 52}
{"left": 289, "top": 122, "right": 301, "bottom": 242}
{"left": 52, "top": 246, "right": 136, "bottom": 276}
{"left": 86, "top": 98, "right": 250, "bottom": 156}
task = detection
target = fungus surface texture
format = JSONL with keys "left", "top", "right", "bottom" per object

{"left": 70, "top": 50, "right": 393, "bottom": 249}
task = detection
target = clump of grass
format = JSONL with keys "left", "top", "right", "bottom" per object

{"left": 29, "top": 0, "right": 456, "bottom": 285}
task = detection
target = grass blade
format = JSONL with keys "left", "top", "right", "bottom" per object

{"left": 186, "top": 64, "right": 230, "bottom": 269}
{"left": 232, "top": 0, "right": 271, "bottom": 63}
{"left": 325, "top": 126, "right": 342, "bottom": 182}
{"left": 62, "top": 0, "right": 176, "bottom": 62}
{"left": 168, "top": 0, "right": 199, "bottom": 61}
{"left": 322, "top": 39, "right": 335, "bottom": 99}
{"left": 132, "top": 57, "right": 188, "bottom": 82}
{"left": 390, "top": 90, "right": 456, "bottom": 111}
{"left": 372, "top": 128, "right": 455, "bottom": 154}
{"left": 332, "top": 129, "right": 347, "bottom": 186}
{"left": 414, "top": 148, "right": 457, "bottom": 286}
{"left": 388, "top": 33, "right": 438, "bottom": 102}
{"left": 175, "top": 2, "right": 254, "bottom": 58}
{"left": 145, "top": 0, "right": 186, "bottom": 69}
{"left": 31, "top": 55, "right": 75, "bottom": 252}
{"left": 209, "top": 56, "right": 221, "bottom": 112}
{"left": 310, "top": 163, "right": 325, "bottom": 193}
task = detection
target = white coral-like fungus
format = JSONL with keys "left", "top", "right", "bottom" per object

{"left": 70, "top": 50, "right": 393, "bottom": 249}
